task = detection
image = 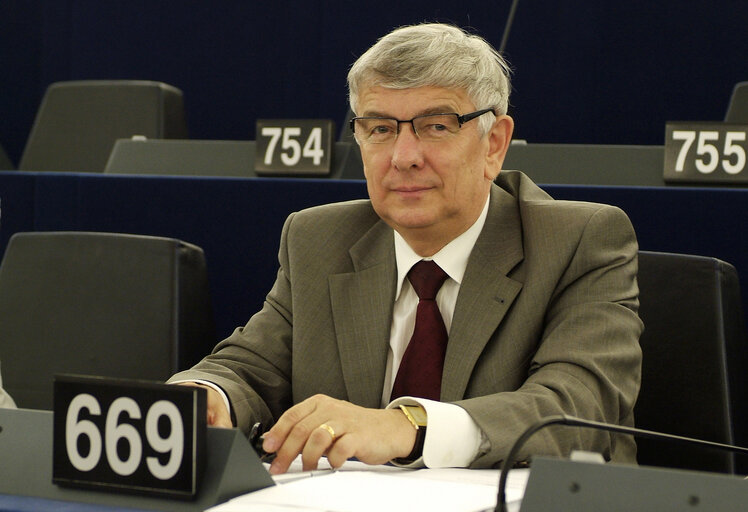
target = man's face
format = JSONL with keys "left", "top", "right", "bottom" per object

{"left": 355, "top": 85, "right": 512, "bottom": 254}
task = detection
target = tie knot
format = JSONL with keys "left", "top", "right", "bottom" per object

{"left": 408, "top": 260, "right": 448, "bottom": 300}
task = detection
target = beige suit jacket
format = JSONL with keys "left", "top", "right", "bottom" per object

{"left": 170, "top": 170, "right": 643, "bottom": 468}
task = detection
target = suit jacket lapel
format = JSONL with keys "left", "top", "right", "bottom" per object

{"left": 442, "top": 185, "right": 525, "bottom": 401}
{"left": 329, "top": 220, "right": 396, "bottom": 408}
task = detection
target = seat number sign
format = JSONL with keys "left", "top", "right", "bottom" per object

{"left": 52, "top": 375, "right": 206, "bottom": 499}
{"left": 664, "top": 122, "right": 748, "bottom": 184}
{"left": 255, "top": 119, "right": 334, "bottom": 175}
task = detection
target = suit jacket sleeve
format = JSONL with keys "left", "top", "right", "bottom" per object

{"left": 168, "top": 199, "right": 388, "bottom": 436}
{"left": 168, "top": 213, "right": 298, "bottom": 435}
{"left": 456, "top": 202, "right": 643, "bottom": 468}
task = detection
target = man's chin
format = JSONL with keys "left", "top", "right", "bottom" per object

{"left": 389, "top": 214, "right": 439, "bottom": 232}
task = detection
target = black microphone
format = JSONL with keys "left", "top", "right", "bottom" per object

{"left": 495, "top": 414, "right": 748, "bottom": 512}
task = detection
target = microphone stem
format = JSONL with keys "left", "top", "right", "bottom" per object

{"left": 495, "top": 414, "right": 748, "bottom": 512}
{"left": 499, "top": 0, "right": 520, "bottom": 54}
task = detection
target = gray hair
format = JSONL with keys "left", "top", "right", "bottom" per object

{"left": 347, "top": 23, "right": 512, "bottom": 135}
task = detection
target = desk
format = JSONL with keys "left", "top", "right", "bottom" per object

{"left": 0, "top": 407, "right": 517, "bottom": 512}
{"left": 0, "top": 416, "right": 522, "bottom": 512}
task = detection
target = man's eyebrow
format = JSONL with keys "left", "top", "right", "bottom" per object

{"left": 359, "top": 110, "right": 390, "bottom": 118}
{"left": 360, "top": 105, "right": 458, "bottom": 118}
{"left": 418, "top": 105, "right": 458, "bottom": 116}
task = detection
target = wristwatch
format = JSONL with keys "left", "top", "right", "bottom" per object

{"left": 396, "top": 404, "right": 428, "bottom": 463}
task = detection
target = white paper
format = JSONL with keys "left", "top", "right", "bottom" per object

{"left": 205, "top": 457, "right": 528, "bottom": 512}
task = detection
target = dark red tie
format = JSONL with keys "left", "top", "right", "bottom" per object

{"left": 391, "top": 260, "right": 449, "bottom": 401}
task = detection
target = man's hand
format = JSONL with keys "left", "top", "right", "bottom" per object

{"left": 261, "top": 394, "right": 416, "bottom": 474}
{"left": 176, "top": 382, "right": 232, "bottom": 428}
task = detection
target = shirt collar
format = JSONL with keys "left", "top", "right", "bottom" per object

{"left": 393, "top": 194, "right": 491, "bottom": 299}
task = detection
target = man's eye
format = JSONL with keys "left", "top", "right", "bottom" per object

{"left": 420, "top": 123, "right": 451, "bottom": 135}
{"left": 372, "top": 125, "right": 394, "bottom": 135}
{"left": 427, "top": 123, "right": 448, "bottom": 131}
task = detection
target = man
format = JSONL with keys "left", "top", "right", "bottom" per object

{"left": 169, "top": 23, "right": 642, "bottom": 474}
{"left": 0, "top": 361, "right": 16, "bottom": 409}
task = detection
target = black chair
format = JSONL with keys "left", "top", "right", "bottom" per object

{"left": 0, "top": 232, "right": 215, "bottom": 410}
{"left": 0, "top": 142, "right": 13, "bottom": 170}
{"left": 725, "top": 81, "right": 748, "bottom": 123}
{"left": 634, "top": 251, "right": 748, "bottom": 474}
{"left": 340, "top": 107, "right": 356, "bottom": 143}
{"left": 19, "top": 80, "right": 188, "bottom": 172}
{"left": 339, "top": 108, "right": 363, "bottom": 176}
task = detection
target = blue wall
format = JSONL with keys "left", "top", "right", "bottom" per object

{"left": 2, "top": 1, "right": 747, "bottom": 166}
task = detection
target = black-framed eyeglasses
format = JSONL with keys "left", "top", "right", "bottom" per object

{"left": 349, "top": 108, "right": 496, "bottom": 144}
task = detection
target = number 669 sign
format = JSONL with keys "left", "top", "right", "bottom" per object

{"left": 53, "top": 375, "right": 206, "bottom": 499}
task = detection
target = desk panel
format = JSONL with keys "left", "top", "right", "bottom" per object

{"left": 0, "top": 493, "right": 149, "bottom": 512}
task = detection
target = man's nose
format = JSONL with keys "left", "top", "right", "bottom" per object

{"left": 391, "top": 122, "right": 425, "bottom": 171}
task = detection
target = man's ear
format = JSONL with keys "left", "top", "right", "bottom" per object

{"left": 484, "top": 114, "right": 514, "bottom": 181}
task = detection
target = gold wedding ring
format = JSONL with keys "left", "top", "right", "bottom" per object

{"left": 318, "top": 423, "right": 336, "bottom": 441}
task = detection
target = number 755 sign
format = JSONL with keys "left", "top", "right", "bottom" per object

{"left": 664, "top": 122, "right": 748, "bottom": 184}
{"left": 255, "top": 119, "right": 334, "bottom": 175}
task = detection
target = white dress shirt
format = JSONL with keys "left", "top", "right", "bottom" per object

{"left": 384, "top": 196, "right": 490, "bottom": 468}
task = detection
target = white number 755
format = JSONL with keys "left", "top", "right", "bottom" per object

{"left": 672, "top": 130, "right": 746, "bottom": 174}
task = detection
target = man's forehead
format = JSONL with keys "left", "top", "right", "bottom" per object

{"left": 356, "top": 85, "right": 474, "bottom": 116}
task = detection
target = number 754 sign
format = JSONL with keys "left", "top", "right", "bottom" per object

{"left": 664, "top": 122, "right": 748, "bottom": 184}
{"left": 255, "top": 119, "right": 334, "bottom": 176}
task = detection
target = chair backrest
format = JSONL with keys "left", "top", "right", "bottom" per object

{"left": 725, "top": 81, "right": 748, "bottom": 123}
{"left": 0, "top": 231, "right": 215, "bottom": 410}
{"left": 0, "top": 142, "right": 13, "bottom": 170}
{"left": 634, "top": 251, "right": 748, "bottom": 474}
{"left": 19, "top": 80, "right": 188, "bottom": 172}
{"left": 338, "top": 108, "right": 363, "bottom": 177}
{"left": 339, "top": 107, "right": 356, "bottom": 143}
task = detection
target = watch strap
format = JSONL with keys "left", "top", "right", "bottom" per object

{"left": 395, "top": 405, "right": 427, "bottom": 463}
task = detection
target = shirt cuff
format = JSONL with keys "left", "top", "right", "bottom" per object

{"left": 387, "top": 397, "right": 483, "bottom": 468}
{"left": 170, "top": 379, "right": 233, "bottom": 425}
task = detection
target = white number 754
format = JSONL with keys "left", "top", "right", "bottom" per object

{"left": 262, "top": 127, "right": 324, "bottom": 166}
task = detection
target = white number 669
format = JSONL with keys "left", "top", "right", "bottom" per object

{"left": 65, "top": 394, "right": 184, "bottom": 480}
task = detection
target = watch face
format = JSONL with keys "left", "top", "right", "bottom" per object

{"left": 403, "top": 405, "right": 428, "bottom": 427}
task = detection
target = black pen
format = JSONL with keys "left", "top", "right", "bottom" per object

{"left": 249, "top": 422, "right": 277, "bottom": 463}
